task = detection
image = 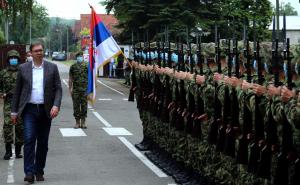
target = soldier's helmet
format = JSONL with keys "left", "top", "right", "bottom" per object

{"left": 7, "top": 49, "right": 20, "bottom": 60}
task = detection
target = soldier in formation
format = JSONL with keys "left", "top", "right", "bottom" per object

{"left": 0, "top": 50, "right": 24, "bottom": 160}
{"left": 129, "top": 30, "right": 300, "bottom": 185}
{"left": 69, "top": 51, "right": 88, "bottom": 129}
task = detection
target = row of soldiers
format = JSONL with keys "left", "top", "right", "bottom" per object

{"left": 129, "top": 34, "right": 300, "bottom": 185}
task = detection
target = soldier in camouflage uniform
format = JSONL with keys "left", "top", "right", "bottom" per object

{"left": 69, "top": 51, "right": 88, "bottom": 129}
{"left": 0, "top": 50, "right": 24, "bottom": 160}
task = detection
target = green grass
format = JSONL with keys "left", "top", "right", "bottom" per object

{"left": 62, "top": 60, "right": 76, "bottom": 66}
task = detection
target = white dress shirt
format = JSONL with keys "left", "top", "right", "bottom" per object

{"left": 29, "top": 61, "right": 44, "bottom": 104}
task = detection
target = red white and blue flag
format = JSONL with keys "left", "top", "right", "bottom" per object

{"left": 87, "top": 7, "right": 122, "bottom": 103}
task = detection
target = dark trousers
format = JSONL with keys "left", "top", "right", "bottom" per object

{"left": 22, "top": 103, "right": 51, "bottom": 176}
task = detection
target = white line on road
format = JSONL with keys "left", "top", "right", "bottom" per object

{"left": 97, "top": 79, "right": 125, "bottom": 96}
{"left": 98, "top": 98, "right": 112, "bottom": 101}
{"left": 92, "top": 111, "right": 112, "bottom": 127}
{"left": 62, "top": 79, "right": 69, "bottom": 87}
{"left": 122, "top": 98, "right": 128, "bottom": 101}
{"left": 103, "top": 127, "right": 132, "bottom": 136}
{"left": 7, "top": 150, "right": 15, "bottom": 183}
{"left": 118, "top": 137, "right": 168, "bottom": 178}
{"left": 59, "top": 128, "right": 87, "bottom": 137}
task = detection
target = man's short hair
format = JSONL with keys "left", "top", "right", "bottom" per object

{"left": 30, "top": 42, "right": 44, "bottom": 51}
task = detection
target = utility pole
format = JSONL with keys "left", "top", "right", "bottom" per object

{"left": 66, "top": 27, "right": 70, "bottom": 59}
{"left": 67, "top": 27, "right": 69, "bottom": 55}
{"left": 29, "top": 12, "right": 32, "bottom": 44}
{"left": 276, "top": 0, "right": 280, "bottom": 38}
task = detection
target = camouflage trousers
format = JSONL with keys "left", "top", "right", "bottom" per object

{"left": 3, "top": 102, "right": 23, "bottom": 144}
{"left": 72, "top": 91, "right": 87, "bottom": 120}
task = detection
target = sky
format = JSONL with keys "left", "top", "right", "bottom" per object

{"left": 270, "top": 0, "right": 300, "bottom": 13}
{"left": 36, "top": 0, "right": 300, "bottom": 20}
{"left": 36, "top": 0, "right": 107, "bottom": 19}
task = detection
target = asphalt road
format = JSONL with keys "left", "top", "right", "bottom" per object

{"left": 0, "top": 60, "right": 176, "bottom": 185}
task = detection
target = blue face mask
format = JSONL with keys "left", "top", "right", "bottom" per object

{"left": 76, "top": 56, "right": 83, "bottom": 63}
{"left": 264, "top": 63, "right": 269, "bottom": 73}
{"left": 231, "top": 57, "right": 236, "bottom": 67}
{"left": 283, "top": 62, "right": 288, "bottom": 78}
{"left": 9, "top": 58, "right": 18, "bottom": 66}
{"left": 253, "top": 60, "right": 258, "bottom": 72}
{"left": 171, "top": 53, "right": 178, "bottom": 64}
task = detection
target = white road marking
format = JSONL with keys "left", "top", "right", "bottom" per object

{"left": 59, "top": 128, "right": 87, "bottom": 137}
{"left": 92, "top": 111, "right": 112, "bottom": 127}
{"left": 7, "top": 149, "right": 15, "bottom": 183}
{"left": 62, "top": 79, "right": 69, "bottom": 87}
{"left": 103, "top": 127, "right": 132, "bottom": 136}
{"left": 97, "top": 79, "right": 125, "bottom": 95}
{"left": 98, "top": 98, "right": 112, "bottom": 101}
{"left": 118, "top": 137, "right": 168, "bottom": 178}
{"left": 123, "top": 98, "right": 128, "bottom": 101}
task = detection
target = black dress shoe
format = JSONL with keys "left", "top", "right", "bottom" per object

{"left": 24, "top": 175, "right": 34, "bottom": 184}
{"left": 35, "top": 174, "right": 45, "bottom": 181}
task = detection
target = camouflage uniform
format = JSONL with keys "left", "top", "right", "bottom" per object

{"left": 0, "top": 66, "right": 23, "bottom": 144}
{"left": 0, "top": 50, "right": 23, "bottom": 160}
{"left": 69, "top": 61, "right": 88, "bottom": 125}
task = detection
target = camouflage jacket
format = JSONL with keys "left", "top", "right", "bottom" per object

{"left": 69, "top": 62, "right": 88, "bottom": 92}
{"left": 0, "top": 66, "right": 19, "bottom": 103}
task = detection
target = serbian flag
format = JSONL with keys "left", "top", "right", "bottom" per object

{"left": 87, "top": 7, "right": 122, "bottom": 103}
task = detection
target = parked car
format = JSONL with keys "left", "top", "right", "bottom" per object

{"left": 51, "top": 51, "right": 59, "bottom": 60}
{"left": 52, "top": 53, "right": 67, "bottom": 61}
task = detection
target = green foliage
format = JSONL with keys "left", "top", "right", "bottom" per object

{"left": 0, "top": 28, "right": 5, "bottom": 44}
{"left": 47, "top": 18, "right": 76, "bottom": 53}
{"left": 278, "top": 2, "right": 298, "bottom": 16}
{"left": 0, "top": 0, "right": 34, "bottom": 25}
{"left": 102, "top": 0, "right": 272, "bottom": 43}
{"left": 8, "top": 2, "right": 49, "bottom": 44}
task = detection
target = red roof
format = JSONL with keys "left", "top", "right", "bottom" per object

{"left": 80, "top": 14, "right": 119, "bottom": 34}
{"left": 72, "top": 14, "right": 120, "bottom": 49}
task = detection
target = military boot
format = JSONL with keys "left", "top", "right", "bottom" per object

{"left": 81, "top": 118, "right": 87, "bottom": 129}
{"left": 15, "top": 144, "right": 23, "bottom": 158}
{"left": 74, "top": 119, "right": 80, "bottom": 129}
{"left": 3, "top": 143, "right": 12, "bottom": 160}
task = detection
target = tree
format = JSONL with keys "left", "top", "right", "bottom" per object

{"left": 278, "top": 2, "right": 298, "bottom": 16}
{"left": 0, "top": 27, "right": 5, "bottom": 44}
{"left": 102, "top": 0, "right": 272, "bottom": 43}
{"left": 0, "top": 0, "right": 34, "bottom": 25}
{"left": 8, "top": 2, "right": 49, "bottom": 44}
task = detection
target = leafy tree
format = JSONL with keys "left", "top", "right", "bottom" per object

{"left": 0, "top": 27, "right": 5, "bottom": 44}
{"left": 8, "top": 2, "right": 49, "bottom": 44}
{"left": 278, "top": 2, "right": 298, "bottom": 16}
{"left": 47, "top": 18, "right": 77, "bottom": 53}
{"left": 102, "top": 0, "right": 272, "bottom": 43}
{"left": 0, "top": 0, "right": 34, "bottom": 25}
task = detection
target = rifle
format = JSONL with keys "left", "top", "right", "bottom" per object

{"left": 224, "top": 38, "right": 236, "bottom": 157}
{"left": 192, "top": 31, "right": 205, "bottom": 139}
{"left": 273, "top": 14, "right": 295, "bottom": 184}
{"left": 208, "top": 25, "right": 222, "bottom": 145}
{"left": 129, "top": 31, "right": 136, "bottom": 102}
{"left": 185, "top": 28, "right": 195, "bottom": 135}
{"left": 161, "top": 27, "right": 171, "bottom": 123}
{"left": 196, "top": 31, "right": 203, "bottom": 75}
{"left": 237, "top": 22, "right": 253, "bottom": 165}
{"left": 246, "top": 31, "right": 260, "bottom": 173}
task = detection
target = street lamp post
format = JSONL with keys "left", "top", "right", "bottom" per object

{"left": 56, "top": 29, "right": 62, "bottom": 52}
